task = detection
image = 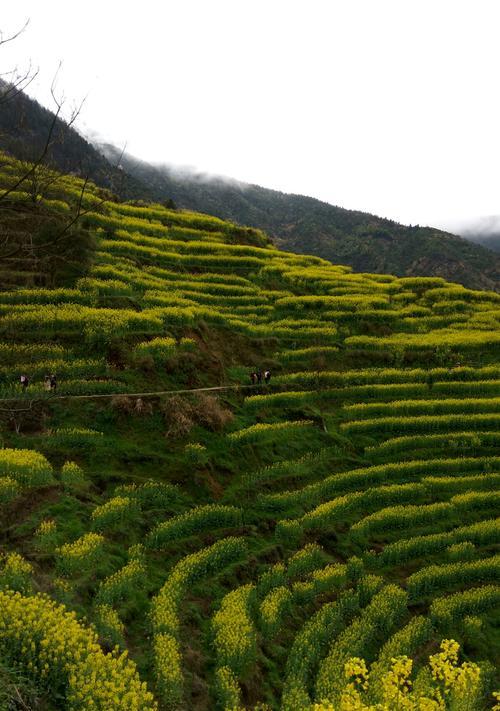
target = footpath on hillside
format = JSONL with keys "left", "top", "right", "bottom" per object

{"left": 0, "top": 382, "right": 268, "bottom": 404}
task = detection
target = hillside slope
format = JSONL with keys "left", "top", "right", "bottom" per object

{"left": 0, "top": 153, "right": 499, "bottom": 709}
{"left": 101, "top": 143, "right": 500, "bottom": 292}
{"left": 0, "top": 83, "right": 498, "bottom": 291}
{"left": 0, "top": 81, "right": 156, "bottom": 202}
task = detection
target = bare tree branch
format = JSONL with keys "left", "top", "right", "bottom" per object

{"left": 0, "top": 19, "right": 30, "bottom": 47}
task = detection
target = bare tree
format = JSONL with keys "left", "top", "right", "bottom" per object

{"left": 0, "top": 23, "right": 104, "bottom": 283}
{"left": 0, "top": 20, "right": 39, "bottom": 105}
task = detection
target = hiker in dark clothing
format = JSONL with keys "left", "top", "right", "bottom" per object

{"left": 44, "top": 375, "right": 51, "bottom": 392}
{"left": 256, "top": 370, "right": 263, "bottom": 384}
{"left": 250, "top": 372, "right": 257, "bottom": 385}
{"left": 264, "top": 370, "right": 271, "bottom": 384}
{"left": 20, "top": 374, "right": 29, "bottom": 390}
{"left": 50, "top": 374, "right": 57, "bottom": 391}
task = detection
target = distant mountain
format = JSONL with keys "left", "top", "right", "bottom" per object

{"left": 1, "top": 84, "right": 498, "bottom": 291}
{"left": 446, "top": 216, "right": 500, "bottom": 254}
{"left": 98, "top": 145, "right": 500, "bottom": 292}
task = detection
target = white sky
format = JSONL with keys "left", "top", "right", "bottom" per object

{"left": 1, "top": 0, "right": 499, "bottom": 230}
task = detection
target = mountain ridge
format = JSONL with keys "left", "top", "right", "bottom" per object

{"left": 99, "top": 143, "right": 500, "bottom": 292}
{"left": 0, "top": 83, "right": 498, "bottom": 291}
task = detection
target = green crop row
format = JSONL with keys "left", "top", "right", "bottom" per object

{"left": 375, "top": 518, "right": 500, "bottom": 567}
{"left": 344, "top": 396, "right": 500, "bottom": 420}
{"left": 151, "top": 538, "right": 246, "bottom": 707}
{"left": 147, "top": 505, "right": 242, "bottom": 548}
{"left": 91, "top": 496, "right": 140, "bottom": 531}
{"left": 56, "top": 533, "right": 106, "bottom": 577}
{"left": 407, "top": 554, "right": 500, "bottom": 600}
{"left": 0, "top": 304, "right": 164, "bottom": 342}
{"left": 422, "top": 472, "right": 500, "bottom": 496}
{"left": 0, "top": 358, "right": 107, "bottom": 385}
{"left": 259, "top": 585, "right": 293, "bottom": 637}
{"left": 212, "top": 584, "right": 257, "bottom": 674}
{"left": 0, "top": 343, "right": 69, "bottom": 364}
{"left": 274, "top": 365, "right": 500, "bottom": 388}
{"left": 345, "top": 329, "right": 500, "bottom": 353}
{"left": 315, "top": 585, "right": 408, "bottom": 703}
{"left": 341, "top": 412, "right": 500, "bottom": 437}
{"left": 259, "top": 456, "right": 500, "bottom": 514}
{"left": 365, "top": 431, "right": 500, "bottom": 462}
{"left": 430, "top": 585, "right": 500, "bottom": 628}
{"left": 233, "top": 448, "right": 337, "bottom": 496}
{"left": 351, "top": 491, "right": 500, "bottom": 543}
{"left": 227, "top": 420, "right": 315, "bottom": 445}
{"left": 101, "top": 237, "right": 268, "bottom": 271}
{"left": 0, "top": 288, "right": 95, "bottom": 306}
{"left": 151, "top": 537, "right": 247, "bottom": 638}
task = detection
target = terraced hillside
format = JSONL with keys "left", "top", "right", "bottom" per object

{"left": 0, "top": 151, "right": 499, "bottom": 710}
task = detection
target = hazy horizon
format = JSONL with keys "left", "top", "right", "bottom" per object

{"left": 2, "top": 0, "right": 500, "bottom": 235}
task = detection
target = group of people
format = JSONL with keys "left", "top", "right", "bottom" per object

{"left": 19, "top": 374, "right": 57, "bottom": 392}
{"left": 249, "top": 369, "right": 271, "bottom": 385}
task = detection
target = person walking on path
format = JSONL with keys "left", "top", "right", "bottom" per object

{"left": 20, "top": 374, "right": 29, "bottom": 390}
{"left": 256, "top": 370, "right": 263, "bottom": 385}
{"left": 264, "top": 370, "right": 271, "bottom": 384}
{"left": 250, "top": 372, "right": 257, "bottom": 385}
{"left": 44, "top": 375, "right": 51, "bottom": 392}
{"left": 50, "top": 374, "right": 57, "bottom": 392}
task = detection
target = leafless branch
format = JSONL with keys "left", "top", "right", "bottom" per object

{"left": 0, "top": 19, "right": 30, "bottom": 47}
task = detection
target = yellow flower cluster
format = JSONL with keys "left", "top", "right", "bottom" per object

{"left": 0, "top": 552, "right": 33, "bottom": 593}
{"left": 115, "top": 479, "right": 178, "bottom": 508}
{"left": 227, "top": 420, "right": 314, "bottom": 443}
{"left": 259, "top": 585, "right": 292, "bottom": 637}
{"left": 133, "top": 336, "right": 177, "bottom": 365}
{"left": 212, "top": 584, "right": 256, "bottom": 673}
{"left": 94, "top": 603, "right": 125, "bottom": 648}
{"left": 429, "top": 640, "right": 482, "bottom": 707}
{"left": 60, "top": 461, "right": 87, "bottom": 489}
{"left": 0, "top": 475, "right": 20, "bottom": 504}
{"left": 91, "top": 495, "right": 138, "bottom": 531}
{"left": 96, "top": 557, "right": 145, "bottom": 605}
{"left": 313, "top": 640, "right": 494, "bottom": 711}
{"left": 153, "top": 632, "right": 183, "bottom": 706}
{"left": 0, "top": 448, "right": 54, "bottom": 486}
{"left": 36, "top": 519, "right": 57, "bottom": 537}
{"left": 148, "top": 504, "right": 241, "bottom": 548}
{"left": 53, "top": 576, "right": 73, "bottom": 597}
{"left": 35, "top": 519, "right": 58, "bottom": 552}
{"left": 215, "top": 665, "right": 244, "bottom": 711}
{"left": 344, "top": 657, "right": 370, "bottom": 692}
{"left": 56, "top": 532, "right": 105, "bottom": 576}
{"left": 0, "top": 590, "right": 157, "bottom": 709}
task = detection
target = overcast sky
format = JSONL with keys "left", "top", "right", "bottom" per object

{"left": 2, "top": 1, "right": 499, "bottom": 230}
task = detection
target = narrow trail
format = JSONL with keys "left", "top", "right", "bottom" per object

{"left": 0, "top": 382, "right": 270, "bottom": 404}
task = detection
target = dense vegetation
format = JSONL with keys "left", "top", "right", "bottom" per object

{"left": 101, "top": 144, "right": 500, "bottom": 292}
{"left": 0, "top": 151, "right": 499, "bottom": 710}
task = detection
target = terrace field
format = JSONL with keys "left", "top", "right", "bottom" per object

{"left": 0, "top": 151, "right": 498, "bottom": 710}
